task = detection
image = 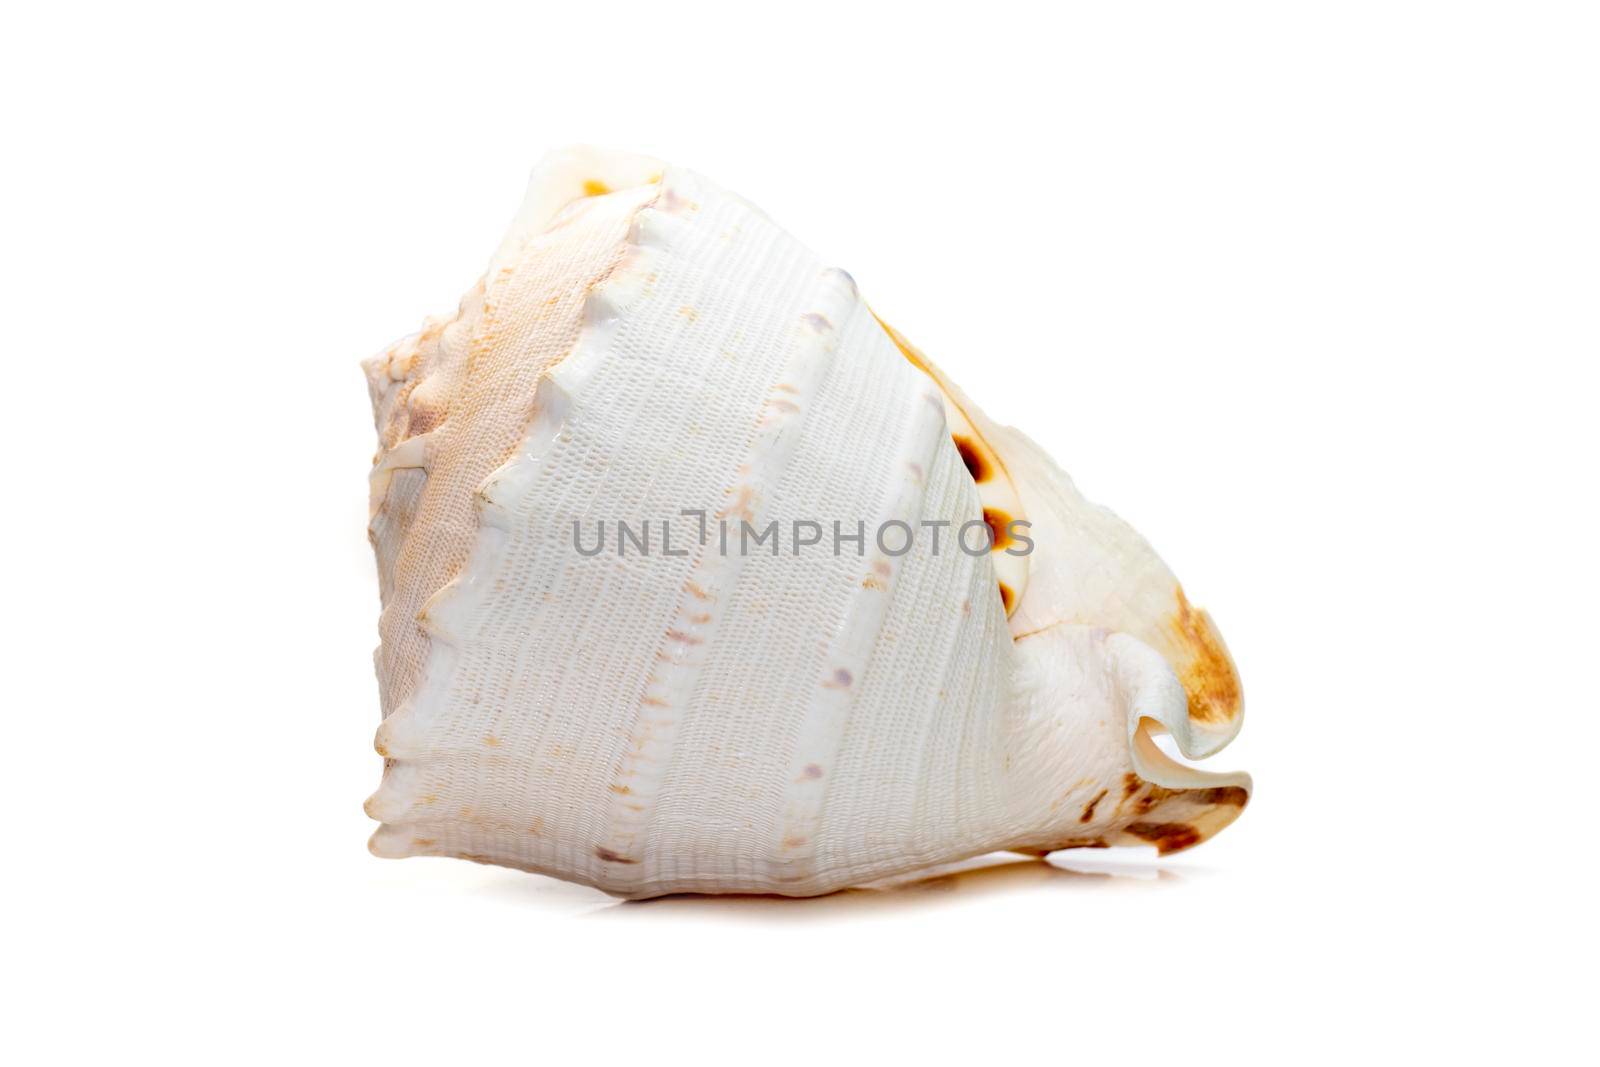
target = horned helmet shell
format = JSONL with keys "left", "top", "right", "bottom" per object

{"left": 361, "top": 146, "right": 1248, "bottom": 898}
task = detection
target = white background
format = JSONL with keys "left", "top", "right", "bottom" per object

{"left": 4, "top": 2, "right": 1595, "bottom": 1062}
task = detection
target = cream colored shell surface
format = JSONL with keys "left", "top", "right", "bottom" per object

{"left": 361, "top": 147, "right": 1249, "bottom": 898}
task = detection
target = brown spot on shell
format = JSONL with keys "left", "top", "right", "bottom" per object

{"left": 801, "top": 763, "right": 823, "bottom": 780}
{"left": 581, "top": 179, "right": 611, "bottom": 197}
{"left": 483, "top": 734, "right": 500, "bottom": 747}
{"left": 677, "top": 305, "right": 698, "bottom": 322}
{"left": 1168, "top": 586, "right": 1242, "bottom": 725}
{"left": 594, "top": 847, "right": 638, "bottom": 864}
{"left": 824, "top": 668, "right": 853, "bottom": 688}
{"left": 1196, "top": 785, "right": 1249, "bottom": 807}
{"left": 952, "top": 435, "right": 991, "bottom": 482}
{"left": 997, "top": 582, "right": 1016, "bottom": 614}
{"left": 1123, "top": 822, "right": 1203, "bottom": 855}
{"left": 1079, "top": 788, "right": 1109, "bottom": 823}
{"left": 1120, "top": 775, "right": 1187, "bottom": 815}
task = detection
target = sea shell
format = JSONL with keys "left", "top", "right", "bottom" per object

{"left": 361, "top": 146, "right": 1249, "bottom": 898}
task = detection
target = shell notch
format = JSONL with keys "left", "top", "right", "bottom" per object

{"left": 360, "top": 146, "right": 1249, "bottom": 898}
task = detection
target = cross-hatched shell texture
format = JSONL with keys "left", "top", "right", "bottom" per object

{"left": 361, "top": 147, "right": 1249, "bottom": 897}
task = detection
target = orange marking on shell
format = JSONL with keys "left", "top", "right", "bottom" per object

{"left": 870, "top": 311, "right": 1030, "bottom": 624}
{"left": 983, "top": 507, "right": 1011, "bottom": 550}
{"left": 1168, "top": 586, "right": 1243, "bottom": 725}
{"left": 873, "top": 312, "right": 933, "bottom": 375}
